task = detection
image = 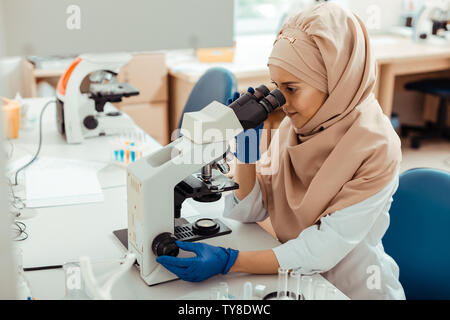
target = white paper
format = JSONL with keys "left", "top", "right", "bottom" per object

{"left": 24, "top": 157, "right": 106, "bottom": 208}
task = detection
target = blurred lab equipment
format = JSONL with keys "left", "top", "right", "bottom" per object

{"left": 79, "top": 253, "right": 136, "bottom": 300}
{"left": 414, "top": 0, "right": 450, "bottom": 41}
{"left": 301, "top": 275, "right": 314, "bottom": 300}
{"left": 14, "top": 247, "right": 33, "bottom": 300}
{"left": 289, "top": 270, "right": 302, "bottom": 300}
{"left": 218, "top": 282, "right": 230, "bottom": 300}
{"left": 1, "top": 97, "right": 21, "bottom": 139}
{"left": 277, "top": 267, "right": 290, "bottom": 300}
{"left": 62, "top": 262, "right": 91, "bottom": 300}
{"left": 113, "top": 84, "right": 285, "bottom": 285}
{"left": 242, "top": 281, "right": 253, "bottom": 300}
{"left": 0, "top": 95, "right": 17, "bottom": 299}
{"left": 254, "top": 284, "right": 267, "bottom": 299}
{"left": 383, "top": 168, "right": 450, "bottom": 299}
{"left": 313, "top": 279, "right": 328, "bottom": 300}
{"left": 55, "top": 53, "right": 139, "bottom": 144}
{"left": 110, "top": 130, "right": 148, "bottom": 167}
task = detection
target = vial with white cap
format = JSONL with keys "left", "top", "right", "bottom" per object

{"left": 254, "top": 284, "right": 267, "bottom": 299}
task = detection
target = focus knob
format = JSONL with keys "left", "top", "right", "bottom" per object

{"left": 83, "top": 115, "right": 98, "bottom": 130}
{"left": 152, "top": 232, "right": 179, "bottom": 257}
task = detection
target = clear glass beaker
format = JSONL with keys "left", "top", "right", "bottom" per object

{"left": 314, "top": 280, "right": 328, "bottom": 300}
{"left": 300, "top": 275, "right": 314, "bottom": 300}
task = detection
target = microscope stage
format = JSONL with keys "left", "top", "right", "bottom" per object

{"left": 113, "top": 218, "right": 232, "bottom": 250}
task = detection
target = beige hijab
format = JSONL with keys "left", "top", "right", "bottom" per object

{"left": 257, "top": 3, "right": 402, "bottom": 244}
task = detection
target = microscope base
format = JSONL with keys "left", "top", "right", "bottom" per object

{"left": 113, "top": 218, "right": 233, "bottom": 286}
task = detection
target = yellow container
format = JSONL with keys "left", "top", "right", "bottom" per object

{"left": 2, "top": 98, "right": 21, "bottom": 139}
{"left": 196, "top": 41, "right": 236, "bottom": 63}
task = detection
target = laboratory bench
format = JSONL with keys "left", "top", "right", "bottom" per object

{"left": 20, "top": 34, "right": 450, "bottom": 146}
{"left": 167, "top": 34, "right": 450, "bottom": 133}
{"left": 9, "top": 97, "right": 348, "bottom": 300}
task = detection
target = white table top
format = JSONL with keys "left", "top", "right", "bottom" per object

{"left": 9, "top": 97, "right": 348, "bottom": 300}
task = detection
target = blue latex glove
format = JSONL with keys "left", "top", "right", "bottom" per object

{"left": 227, "top": 87, "right": 264, "bottom": 163}
{"left": 156, "top": 240, "right": 239, "bottom": 282}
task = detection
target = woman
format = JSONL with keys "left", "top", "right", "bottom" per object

{"left": 157, "top": 2, "right": 405, "bottom": 300}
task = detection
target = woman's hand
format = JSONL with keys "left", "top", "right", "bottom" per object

{"left": 156, "top": 241, "right": 239, "bottom": 282}
{"left": 227, "top": 88, "right": 264, "bottom": 164}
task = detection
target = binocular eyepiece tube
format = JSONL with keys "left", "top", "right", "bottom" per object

{"left": 228, "top": 84, "right": 286, "bottom": 131}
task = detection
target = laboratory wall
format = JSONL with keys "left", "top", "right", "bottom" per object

{"left": 2, "top": 0, "right": 234, "bottom": 56}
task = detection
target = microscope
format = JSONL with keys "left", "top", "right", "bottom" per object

{"left": 113, "top": 85, "right": 286, "bottom": 285}
{"left": 56, "top": 53, "right": 139, "bottom": 144}
{"left": 414, "top": 0, "right": 450, "bottom": 41}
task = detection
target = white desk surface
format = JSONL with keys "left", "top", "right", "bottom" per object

{"left": 9, "top": 97, "right": 348, "bottom": 300}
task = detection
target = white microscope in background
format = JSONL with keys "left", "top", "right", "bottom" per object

{"left": 113, "top": 85, "right": 286, "bottom": 286}
{"left": 56, "top": 53, "right": 139, "bottom": 144}
{"left": 414, "top": 0, "right": 450, "bottom": 42}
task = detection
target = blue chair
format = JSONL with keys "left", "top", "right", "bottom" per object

{"left": 383, "top": 168, "right": 450, "bottom": 299}
{"left": 401, "top": 78, "right": 450, "bottom": 149}
{"left": 177, "top": 67, "right": 236, "bottom": 133}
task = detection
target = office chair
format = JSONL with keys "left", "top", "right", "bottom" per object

{"left": 382, "top": 168, "right": 450, "bottom": 299}
{"left": 177, "top": 67, "right": 236, "bottom": 134}
{"left": 401, "top": 78, "right": 450, "bottom": 149}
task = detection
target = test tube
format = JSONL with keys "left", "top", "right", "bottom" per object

{"left": 219, "top": 282, "right": 229, "bottom": 300}
{"left": 209, "top": 287, "right": 221, "bottom": 300}
{"left": 242, "top": 281, "right": 253, "bottom": 300}
{"left": 277, "top": 267, "right": 289, "bottom": 300}
{"left": 314, "top": 280, "right": 327, "bottom": 300}
{"left": 301, "top": 275, "right": 314, "bottom": 300}
{"left": 289, "top": 270, "right": 302, "bottom": 300}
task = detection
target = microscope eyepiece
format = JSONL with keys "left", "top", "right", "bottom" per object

{"left": 228, "top": 84, "right": 286, "bottom": 130}
{"left": 258, "top": 89, "right": 286, "bottom": 114}
{"left": 254, "top": 85, "right": 271, "bottom": 100}
{"left": 268, "top": 89, "right": 286, "bottom": 108}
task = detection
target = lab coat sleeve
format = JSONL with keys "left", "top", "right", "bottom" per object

{"left": 272, "top": 175, "right": 399, "bottom": 274}
{"left": 223, "top": 178, "right": 269, "bottom": 223}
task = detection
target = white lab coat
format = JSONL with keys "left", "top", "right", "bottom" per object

{"left": 223, "top": 173, "right": 406, "bottom": 300}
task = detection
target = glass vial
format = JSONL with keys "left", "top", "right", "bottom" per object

{"left": 289, "top": 270, "right": 302, "bottom": 300}
{"left": 301, "top": 275, "right": 314, "bottom": 300}
{"left": 277, "top": 267, "right": 289, "bottom": 300}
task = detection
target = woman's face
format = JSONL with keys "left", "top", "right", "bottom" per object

{"left": 269, "top": 65, "right": 328, "bottom": 129}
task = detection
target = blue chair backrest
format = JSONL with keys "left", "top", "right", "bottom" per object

{"left": 177, "top": 67, "right": 236, "bottom": 131}
{"left": 383, "top": 168, "right": 450, "bottom": 299}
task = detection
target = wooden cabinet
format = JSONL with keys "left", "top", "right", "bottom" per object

{"left": 116, "top": 53, "right": 169, "bottom": 145}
